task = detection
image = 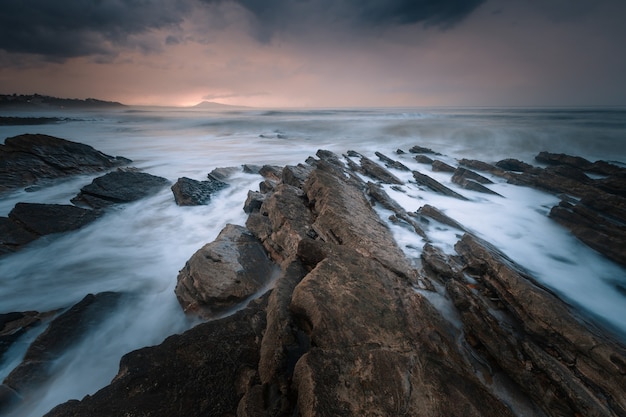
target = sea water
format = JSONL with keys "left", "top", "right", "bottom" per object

{"left": 1, "top": 106, "right": 625, "bottom": 416}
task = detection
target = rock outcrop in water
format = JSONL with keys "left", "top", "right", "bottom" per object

{"left": 71, "top": 169, "right": 170, "bottom": 209}
{"left": 42, "top": 148, "right": 626, "bottom": 417}
{"left": 171, "top": 176, "right": 229, "bottom": 206}
{"left": 0, "top": 134, "right": 130, "bottom": 192}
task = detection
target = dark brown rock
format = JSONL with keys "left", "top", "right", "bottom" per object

{"left": 495, "top": 158, "right": 536, "bottom": 172}
{"left": 452, "top": 167, "right": 494, "bottom": 184}
{"left": 367, "top": 182, "right": 427, "bottom": 238}
{"left": 459, "top": 158, "right": 508, "bottom": 177}
{"left": 44, "top": 296, "right": 268, "bottom": 417}
{"left": 414, "top": 154, "right": 434, "bottom": 164}
{"left": 359, "top": 156, "right": 403, "bottom": 184}
{"left": 448, "top": 234, "right": 626, "bottom": 417}
{"left": 244, "top": 190, "right": 267, "bottom": 213}
{"left": 8, "top": 203, "right": 101, "bottom": 236}
{"left": 416, "top": 204, "right": 468, "bottom": 232}
{"left": 259, "top": 165, "right": 283, "bottom": 181}
{"left": 409, "top": 145, "right": 440, "bottom": 154}
{"left": 171, "top": 176, "right": 228, "bottom": 206}
{"left": 71, "top": 169, "right": 170, "bottom": 208}
{"left": 175, "top": 224, "right": 274, "bottom": 318}
{"left": 412, "top": 170, "right": 468, "bottom": 200}
{"left": 0, "top": 134, "right": 130, "bottom": 192}
{"left": 431, "top": 159, "right": 456, "bottom": 172}
{"left": 550, "top": 201, "right": 626, "bottom": 266}
{"left": 281, "top": 164, "right": 313, "bottom": 188}
{"left": 374, "top": 151, "right": 410, "bottom": 171}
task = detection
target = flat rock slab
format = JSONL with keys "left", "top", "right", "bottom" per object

{"left": 72, "top": 169, "right": 170, "bottom": 208}
{"left": 8, "top": 203, "right": 101, "bottom": 236}
{"left": 0, "top": 134, "right": 130, "bottom": 192}
{"left": 171, "top": 176, "right": 228, "bottom": 206}
{"left": 175, "top": 224, "right": 275, "bottom": 318}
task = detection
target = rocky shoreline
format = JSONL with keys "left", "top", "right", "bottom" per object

{"left": 1, "top": 134, "right": 625, "bottom": 416}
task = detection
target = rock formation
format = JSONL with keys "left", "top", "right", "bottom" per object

{"left": 42, "top": 148, "right": 626, "bottom": 417}
{"left": 171, "top": 176, "right": 228, "bottom": 206}
{"left": 0, "top": 134, "right": 130, "bottom": 192}
{"left": 72, "top": 169, "right": 170, "bottom": 208}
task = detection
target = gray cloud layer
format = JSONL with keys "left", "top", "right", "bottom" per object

{"left": 0, "top": 0, "right": 191, "bottom": 58}
{"left": 0, "top": 0, "right": 486, "bottom": 59}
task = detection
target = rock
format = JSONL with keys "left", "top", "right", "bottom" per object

{"left": 374, "top": 151, "right": 410, "bottom": 171}
{"left": 208, "top": 166, "right": 238, "bottom": 181}
{"left": 452, "top": 167, "right": 493, "bottom": 184}
{"left": 535, "top": 151, "right": 593, "bottom": 169}
{"left": 2, "top": 293, "right": 121, "bottom": 411}
{"left": 304, "top": 164, "right": 414, "bottom": 278}
{"left": 446, "top": 234, "right": 626, "bottom": 417}
{"left": 0, "top": 311, "right": 46, "bottom": 361}
{"left": 0, "top": 134, "right": 131, "bottom": 192}
{"left": 409, "top": 145, "right": 440, "bottom": 154}
{"left": 396, "top": 148, "right": 406, "bottom": 154}
{"left": 412, "top": 170, "right": 468, "bottom": 200}
{"left": 258, "top": 165, "right": 283, "bottom": 181}
{"left": 171, "top": 176, "right": 228, "bottom": 206}
{"left": 367, "top": 182, "right": 427, "bottom": 238}
{"left": 359, "top": 156, "right": 403, "bottom": 185}
{"left": 550, "top": 201, "right": 626, "bottom": 266}
{"left": 431, "top": 159, "right": 456, "bottom": 172}
{"left": 281, "top": 164, "right": 313, "bottom": 188}
{"left": 459, "top": 159, "right": 508, "bottom": 177}
{"left": 414, "top": 154, "right": 434, "bottom": 164}
{"left": 0, "top": 217, "right": 38, "bottom": 254}
{"left": 250, "top": 184, "right": 314, "bottom": 264}
{"left": 243, "top": 190, "right": 266, "bottom": 214}
{"left": 242, "top": 164, "right": 263, "bottom": 174}
{"left": 451, "top": 168, "right": 501, "bottom": 196}
{"left": 71, "top": 169, "right": 170, "bottom": 208}
{"left": 175, "top": 224, "right": 275, "bottom": 318}
{"left": 416, "top": 204, "right": 468, "bottom": 233}
{"left": 8, "top": 203, "right": 101, "bottom": 236}
{"left": 290, "top": 245, "right": 514, "bottom": 417}
{"left": 495, "top": 158, "right": 535, "bottom": 172}
{"left": 44, "top": 296, "right": 268, "bottom": 417}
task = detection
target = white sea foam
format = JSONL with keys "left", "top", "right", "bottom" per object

{"left": 1, "top": 106, "right": 625, "bottom": 416}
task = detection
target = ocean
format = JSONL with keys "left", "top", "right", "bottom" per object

{"left": 1, "top": 106, "right": 625, "bottom": 416}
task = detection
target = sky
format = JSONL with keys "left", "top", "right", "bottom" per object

{"left": 0, "top": 0, "right": 625, "bottom": 107}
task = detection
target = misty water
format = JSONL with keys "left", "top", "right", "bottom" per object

{"left": 1, "top": 106, "right": 626, "bottom": 416}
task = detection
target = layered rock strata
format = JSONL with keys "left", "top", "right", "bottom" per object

{"left": 43, "top": 148, "right": 626, "bottom": 417}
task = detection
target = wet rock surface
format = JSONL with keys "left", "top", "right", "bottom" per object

{"left": 33, "top": 147, "right": 626, "bottom": 417}
{"left": 1, "top": 293, "right": 121, "bottom": 414}
{"left": 0, "top": 134, "right": 131, "bottom": 192}
{"left": 175, "top": 224, "right": 275, "bottom": 318}
{"left": 72, "top": 169, "right": 170, "bottom": 208}
{"left": 171, "top": 176, "right": 228, "bottom": 206}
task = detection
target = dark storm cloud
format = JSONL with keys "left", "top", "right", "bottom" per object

{"left": 0, "top": 0, "right": 488, "bottom": 60}
{"left": 215, "top": 0, "right": 487, "bottom": 41}
{"left": 0, "top": 0, "right": 190, "bottom": 59}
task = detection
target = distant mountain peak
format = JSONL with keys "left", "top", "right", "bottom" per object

{"left": 191, "top": 101, "right": 246, "bottom": 109}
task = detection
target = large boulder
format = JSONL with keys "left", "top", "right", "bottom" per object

{"left": 71, "top": 169, "right": 170, "bottom": 208}
{"left": 0, "top": 134, "right": 130, "bottom": 192}
{"left": 175, "top": 224, "right": 275, "bottom": 318}
{"left": 170, "top": 176, "right": 228, "bottom": 206}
